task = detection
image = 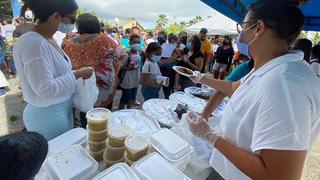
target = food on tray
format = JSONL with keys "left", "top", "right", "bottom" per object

{"left": 173, "top": 66, "right": 194, "bottom": 76}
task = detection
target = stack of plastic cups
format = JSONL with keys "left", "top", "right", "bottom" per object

{"left": 103, "top": 125, "right": 132, "bottom": 168}
{"left": 86, "top": 108, "right": 111, "bottom": 161}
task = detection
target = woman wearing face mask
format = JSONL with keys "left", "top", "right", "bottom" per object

{"left": 140, "top": 42, "right": 166, "bottom": 101}
{"left": 63, "top": 13, "right": 119, "bottom": 127}
{"left": 186, "top": 0, "right": 320, "bottom": 179}
{"left": 13, "top": 0, "right": 93, "bottom": 140}
{"left": 174, "top": 35, "right": 204, "bottom": 91}
{"left": 213, "top": 37, "right": 234, "bottom": 80}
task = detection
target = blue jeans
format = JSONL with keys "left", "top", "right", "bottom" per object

{"left": 141, "top": 86, "right": 160, "bottom": 101}
{"left": 0, "top": 87, "right": 6, "bottom": 95}
{"left": 6, "top": 57, "right": 16, "bottom": 75}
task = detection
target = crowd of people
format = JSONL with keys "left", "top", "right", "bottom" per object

{"left": 1, "top": 0, "right": 320, "bottom": 179}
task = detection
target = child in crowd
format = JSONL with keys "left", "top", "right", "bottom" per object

{"left": 119, "top": 34, "right": 141, "bottom": 109}
{"left": 140, "top": 42, "right": 168, "bottom": 101}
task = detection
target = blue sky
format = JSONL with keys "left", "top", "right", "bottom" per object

{"left": 75, "top": 0, "right": 217, "bottom": 28}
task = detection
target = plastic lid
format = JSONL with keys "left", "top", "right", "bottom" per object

{"left": 48, "top": 128, "right": 87, "bottom": 155}
{"left": 108, "top": 125, "right": 132, "bottom": 140}
{"left": 45, "top": 145, "right": 98, "bottom": 180}
{"left": 150, "top": 128, "right": 193, "bottom": 161}
{"left": 93, "top": 163, "right": 140, "bottom": 180}
{"left": 131, "top": 152, "right": 191, "bottom": 180}
{"left": 125, "top": 134, "right": 149, "bottom": 152}
{"left": 86, "top": 108, "right": 111, "bottom": 123}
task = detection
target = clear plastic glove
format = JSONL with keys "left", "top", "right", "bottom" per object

{"left": 190, "top": 71, "right": 204, "bottom": 84}
{"left": 183, "top": 55, "right": 189, "bottom": 63}
{"left": 186, "top": 111, "right": 221, "bottom": 146}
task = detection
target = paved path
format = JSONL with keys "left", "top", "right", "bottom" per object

{"left": 0, "top": 77, "right": 319, "bottom": 179}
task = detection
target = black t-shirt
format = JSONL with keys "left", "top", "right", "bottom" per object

{"left": 178, "top": 50, "right": 204, "bottom": 80}
{"left": 215, "top": 46, "right": 234, "bottom": 65}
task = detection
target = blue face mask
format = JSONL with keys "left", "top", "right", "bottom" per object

{"left": 58, "top": 23, "right": 75, "bottom": 33}
{"left": 157, "top": 37, "right": 166, "bottom": 44}
{"left": 111, "top": 33, "right": 117, "bottom": 38}
{"left": 236, "top": 23, "right": 258, "bottom": 58}
{"left": 131, "top": 44, "right": 141, "bottom": 51}
{"left": 186, "top": 42, "right": 192, "bottom": 50}
{"left": 151, "top": 55, "right": 161, "bottom": 62}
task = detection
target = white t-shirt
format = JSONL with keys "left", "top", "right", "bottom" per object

{"left": 13, "top": 32, "right": 76, "bottom": 107}
{"left": 142, "top": 60, "right": 162, "bottom": 75}
{"left": 161, "top": 43, "right": 177, "bottom": 58}
{"left": 53, "top": 31, "right": 66, "bottom": 48}
{"left": 2, "top": 24, "right": 16, "bottom": 42}
{"left": 210, "top": 51, "right": 320, "bottom": 180}
{"left": 310, "top": 59, "right": 320, "bottom": 77}
{"left": 120, "top": 53, "right": 141, "bottom": 89}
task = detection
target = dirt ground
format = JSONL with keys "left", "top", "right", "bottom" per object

{"left": 0, "top": 77, "right": 319, "bottom": 179}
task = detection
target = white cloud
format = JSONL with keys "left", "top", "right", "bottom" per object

{"left": 75, "top": 0, "right": 217, "bottom": 27}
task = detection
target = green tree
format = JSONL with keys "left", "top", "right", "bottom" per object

{"left": 165, "top": 23, "right": 185, "bottom": 35}
{"left": 156, "top": 14, "right": 169, "bottom": 31}
{"left": 298, "top": 31, "right": 307, "bottom": 39}
{"left": 312, "top": 32, "right": 320, "bottom": 45}
{"left": 194, "top": 16, "right": 203, "bottom": 23}
{"left": 0, "top": 0, "right": 12, "bottom": 17}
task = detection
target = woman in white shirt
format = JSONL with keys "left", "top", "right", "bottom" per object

{"left": 187, "top": 1, "right": 320, "bottom": 179}
{"left": 310, "top": 45, "right": 320, "bottom": 77}
{"left": 13, "top": 0, "right": 93, "bottom": 140}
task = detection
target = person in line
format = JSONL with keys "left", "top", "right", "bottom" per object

{"left": 119, "top": 34, "right": 141, "bottom": 109}
{"left": 186, "top": 1, "right": 320, "bottom": 179}
{"left": 120, "top": 28, "right": 131, "bottom": 49}
{"left": 0, "top": 132, "right": 48, "bottom": 180}
{"left": 157, "top": 31, "right": 167, "bottom": 45}
{"left": 199, "top": 28, "right": 213, "bottom": 72}
{"left": 13, "top": 0, "right": 93, "bottom": 140}
{"left": 310, "top": 44, "right": 320, "bottom": 77}
{"left": 1, "top": 16, "right": 17, "bottom": 78}
{"left": 159, "top": 34, "right": 181, "bottom": 99}
{"left": 13, "top": 9, "right": 35, "bottom": 38}
{"left": 63, "top": 13, "right": 118, "bottom": 127}
{"left": 293, "top": 38, "right": 313, "bottom": 64}
{"left": 145, "top": 32, "right": 157, "bottom": 46}
{"left": 140, "top": 42, "right": 165, "bottom": 101}
{"left": 174, "top": 35, "right": 204, "bottom": 91}
{"left": 0, "top": 35, "right": 8, "bottom": 96}
{"left": 213, "top": 37, "right": 234, "bottom": 80}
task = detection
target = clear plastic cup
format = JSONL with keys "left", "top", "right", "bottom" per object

{"left": 88, "top": 139, "right": 107, "bottom": 152}
{"left": 108, "top": 125, "right": 132, "bottom": 147}
{"left": 88, "top": 128, "right": 108, "bottom": 142}
{"left": 105, "top": 139, "right": 125, "bottom": 161}
{"left": 86, "top": 108, "right": 111, "bottom": 131}
{"left": 103, "top": 151, "right": 125, "bottom": 168}
{"left": 125, "top": 133, "right": 149, "bottom": 161}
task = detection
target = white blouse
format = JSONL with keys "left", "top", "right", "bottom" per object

{"left": 13, "top": 32, "right": 76, "bottom": 107}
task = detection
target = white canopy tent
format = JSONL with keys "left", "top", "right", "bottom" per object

{"left": 185, "top": 12, "right": 238, "bottom": 36}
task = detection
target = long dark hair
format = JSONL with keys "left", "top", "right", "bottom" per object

{"left": 191, "top": 35, "right": 202, "bottom": 53}
{"left": 248, "top": 0, "right": 304, "bottom": 45}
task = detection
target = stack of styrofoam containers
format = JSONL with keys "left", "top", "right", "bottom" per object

{"left": 124, "top": 133, "right": 150, "bottom": 166}
{"left": 149, "top": 128, "right": 193, "bottom": 171}
{"left": 48, "top": 128, "right": 87, "bottom": 155}
{"left": 103, "top": 125, "right": 132, "bottom": 168}
{"left": 87, "top": 108, "right": 111, "bottom": 161}
{"left": 44, "top": 145, "right": 99, "bottom": 180}
{"left": 93, "top": 163, "right": 140, "bottom": 180}
{"left": 131, "top": 152, "right": 191, "bottom": 180}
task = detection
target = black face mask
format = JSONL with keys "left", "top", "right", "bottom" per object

{"left": 157, "top": 37, "right": 166, "bottom": 44}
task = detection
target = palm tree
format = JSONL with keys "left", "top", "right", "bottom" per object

{"left": 156, "top": 14, "right": 169, "bottom": 31}
{"left": 194, "top": 16, "right": 203, "bottom": 23}
{"left": 179, "top": 21, "right": 187, "bottom": 28}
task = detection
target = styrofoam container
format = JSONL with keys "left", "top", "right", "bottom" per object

{"left": 93, "top": 163, "right": 140, "bottom": 180}
{"left": 87, "top": 108, "right": 111, "bottom": 131}
{"left": 150, "top": 128, "right": 193, "bottom": 160}
{"left": 131, "top": 152, "right": 191, "bottom": 180}
{"left": 45, "top": 145, "right": 98, "bottom": 180}
{"left": 48, "top": 128, "right": 87, "bottom": 155}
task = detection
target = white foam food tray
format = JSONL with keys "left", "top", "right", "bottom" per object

{"left": 48, "top": 128, "right": 87, "bottom": 155}
{"left": 93, "top": 163, "right": 140, "bottom": 180}
{"left": 131, "top": 152, "right": 191, "bottom": 180}
{"left": 150, "top": 128, "right": 193, "bottom": 161}
{"left": 44, "top": 145, "right": 98, "bottom": 180}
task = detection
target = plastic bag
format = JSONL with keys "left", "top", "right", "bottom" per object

{"left": 73, "top": 73, "right": 99, "bottom": 113}
{"left": 0, "top": 70, "right": 9, "bottom": 87}
{"left": 171, "top": 113, "right": 213, "bottom": 174}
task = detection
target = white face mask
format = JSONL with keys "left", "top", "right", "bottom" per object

{"left": 58, "top": 23, "right": 75, "bottom": 33}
